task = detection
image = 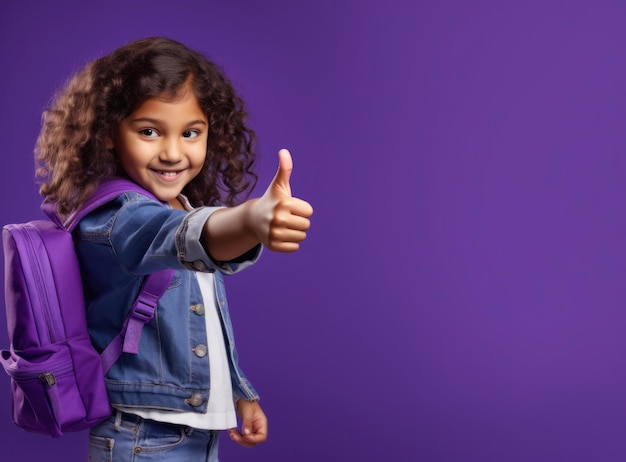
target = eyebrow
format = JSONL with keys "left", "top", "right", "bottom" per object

{"left": 129, "top": 117, "right": 208, "bottom": 126}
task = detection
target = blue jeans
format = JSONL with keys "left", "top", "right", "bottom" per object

{"left": 88, "top": 410, "right": 220, "bottom": 462}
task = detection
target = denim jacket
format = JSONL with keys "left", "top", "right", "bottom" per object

{"left": 75, "top": 190, "right": 261, "bottom": 413}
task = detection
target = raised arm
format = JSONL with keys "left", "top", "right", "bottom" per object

{"left": 202, "top": 149, "right": 313, "bottom": 261}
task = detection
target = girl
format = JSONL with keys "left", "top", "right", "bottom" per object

{"left": 35, "top": 37, "right": 313, "bottom": 461}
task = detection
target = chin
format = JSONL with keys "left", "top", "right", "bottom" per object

{"left": 155, "top": 192, "right": 180, "bottom": 203}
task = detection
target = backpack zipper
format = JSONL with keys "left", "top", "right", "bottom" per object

{"left": 38, "top": 372, "right": 57, "bottom": 387}
{"left": 6, "top": 358, "right": 73, "bottom": 384}
{"left": 16, "top": 223, "right": 63, "bottom": 345}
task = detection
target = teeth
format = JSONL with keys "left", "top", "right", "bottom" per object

{"left": 160, "top": 171, "right": 178, "bottom": 177}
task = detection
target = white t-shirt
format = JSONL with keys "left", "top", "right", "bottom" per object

{"left": 115, "top": 271, "right": 237, "bottom": 429}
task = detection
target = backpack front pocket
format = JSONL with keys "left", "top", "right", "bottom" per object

{"left": 0, "top": 344, "right": 106, "bottom": 437}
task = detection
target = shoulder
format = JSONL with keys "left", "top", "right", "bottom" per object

{"left": 77, "top": 192, "right": 170, "bottom": 234}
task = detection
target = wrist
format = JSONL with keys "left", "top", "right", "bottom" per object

{"left": 241, "top": 198, "right": 262, "bottom": 242}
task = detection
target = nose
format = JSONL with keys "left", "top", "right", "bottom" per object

{"left": 159, "top": 138, "right": 183, "bottom": 163}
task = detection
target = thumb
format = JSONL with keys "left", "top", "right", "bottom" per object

{"left": 241, "top": 414, "right": 254, "bottom": 437}
{"left": 270, "top": 149, "right": 293, "bottom": 194}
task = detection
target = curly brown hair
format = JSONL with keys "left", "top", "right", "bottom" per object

{"left": 35, "top": 37, "right": 257, "bottom": 217}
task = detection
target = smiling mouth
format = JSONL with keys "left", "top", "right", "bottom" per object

{"left": 151, "top": 169, "right": 186, "bottom": 180}
{"left": 151, "top": 168, "right": 184, "bottom": 175}
{"left": 158, "top": 170, "right": 180, "bottom": 177}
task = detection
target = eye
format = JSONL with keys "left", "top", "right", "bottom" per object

{"left": 139, "top": 128, "right": 159, "bottom": 138}
{"left": 182, "top": 130, "right": 200, "bottom": 139}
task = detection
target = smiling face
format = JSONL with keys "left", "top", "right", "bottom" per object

{"left": 110, "top": 85, "right": 209, "bottom": 206}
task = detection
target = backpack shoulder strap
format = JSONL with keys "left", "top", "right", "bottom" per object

{"left": 40, "top": 178, "right": 160, "bottom": 231}
{"left": 100, "top": 269, "right": 173, "bottom": 374}
{"left": 42, "top": 178, "right": 174, "bottom": 374}
{"left": 67, "top": 178, "right": 161, "bottom": 232}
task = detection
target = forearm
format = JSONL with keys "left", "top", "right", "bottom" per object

{"left": 201, "top": 199, "right": 260, "bottom": 262}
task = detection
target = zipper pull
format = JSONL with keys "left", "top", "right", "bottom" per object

{"left": 38, "top": 372, "right": 57, "bottom": 387}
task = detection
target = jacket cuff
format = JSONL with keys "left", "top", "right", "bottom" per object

{"left": 176, "top": 206, "right": 262, "bottom": 274}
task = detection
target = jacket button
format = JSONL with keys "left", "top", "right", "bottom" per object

{"left": 185, "top": 393, "right": 204, "bottom": 407}
{"left": 190, "top": 304, "right": 205, "bottom": 315}
{"left": 193, "top": 344, "right": 208, "bottom": 357}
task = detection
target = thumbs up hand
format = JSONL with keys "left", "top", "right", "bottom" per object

{"left": 251, "top": 149, "right": 313, "bottom": 252}
{"left": 202, "top": 149, "right": 313, "bottom": 261}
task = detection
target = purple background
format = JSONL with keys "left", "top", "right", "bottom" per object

{"left": 2, "top": 0, "right": 626, "bottom": 460}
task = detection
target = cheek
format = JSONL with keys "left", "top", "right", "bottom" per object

{"left": 119, "top": 139, "right": 154, "bottom": 162}
{"left": 191, "top": 145, "right": 208, "bottom": 168}
{"left": 117, "top": 143, "right": 154, "bottom": 178}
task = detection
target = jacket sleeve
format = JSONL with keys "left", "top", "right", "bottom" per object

{"left": 78, "top": 192, "right": 261, "bottom": 276}
{"left": 175, "top": 205, "right": 262, "bottom": 274}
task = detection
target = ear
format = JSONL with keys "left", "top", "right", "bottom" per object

{"left": 105, "top": 137, "right": 115, "bottom": 151}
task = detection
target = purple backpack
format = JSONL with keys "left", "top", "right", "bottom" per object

{"left": 0, "top": 179, "right": 173, "bottom": 437}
